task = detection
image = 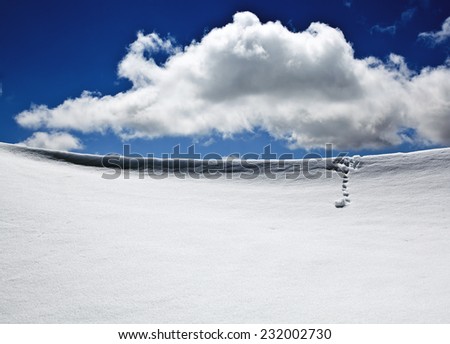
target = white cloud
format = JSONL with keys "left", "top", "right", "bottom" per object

{"left": 419, "top": 16, "right": 450, "bottom": 45}
{"left": 19, "top": 132, "right": 83, "bottom": 151}
{"left": 15, "top": 11, "right": 450, "bottom": 149}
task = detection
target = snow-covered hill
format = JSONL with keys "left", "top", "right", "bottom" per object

{"left": 0, "top": 142, "right": 449, "bottom": 323}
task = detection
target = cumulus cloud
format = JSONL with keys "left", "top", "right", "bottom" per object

{"left": 419, "top": 16, "right": 450, "bottom": 45}
{"left": 15, "top": 11, "right": 450, "bottom": 149}
{"left": 19, "top": 132, "right": 83, "bottom": 151}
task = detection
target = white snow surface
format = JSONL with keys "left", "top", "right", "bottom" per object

{"left": 0, "top": 142, "right": 449, "bottom": 323}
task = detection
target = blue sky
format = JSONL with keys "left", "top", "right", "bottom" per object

{"left": 1, "top": 0, "right": 449, "bottom": 157}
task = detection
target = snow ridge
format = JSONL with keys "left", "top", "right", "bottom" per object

{"left": 1, "top": 142, "right": 363, "bottom": 208}
{"left": 0, "top": 142, "right": 340, "bottom": 177}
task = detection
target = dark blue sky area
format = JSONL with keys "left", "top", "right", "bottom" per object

{"left": 1, "top": 0, "right": 449, "bottom": 157}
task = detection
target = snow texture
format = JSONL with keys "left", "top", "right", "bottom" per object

{"left": 0, "top": 142, "right": 449, "bottom": 323}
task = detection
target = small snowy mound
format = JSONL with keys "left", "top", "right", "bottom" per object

{"left": 335, "top": 198, "right": 347, "bottom": 208}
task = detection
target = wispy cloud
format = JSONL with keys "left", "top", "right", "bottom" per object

{"left": 401, "top": 8, "right": 416, "bottom": 23}
{"left": 418, "top": 16, "right": 450, "bottom": 46}
{"left": 202, "top": 137, "right": 216, "bottom": 147}
{"left": 15, "top": 12, "right": 450, "bottom": 149}
{"left": 343, "top": 0, "right": 352, "bottom": 8}
{"left": 371, "top": 7, "right": 416, "bottom": 35}
{"left": 371, "top": 24, "right": 397, "bottom": 35}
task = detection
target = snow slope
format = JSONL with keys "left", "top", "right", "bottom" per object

{"left": 0, "top": 142, "right": 449, "bottom": 323}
